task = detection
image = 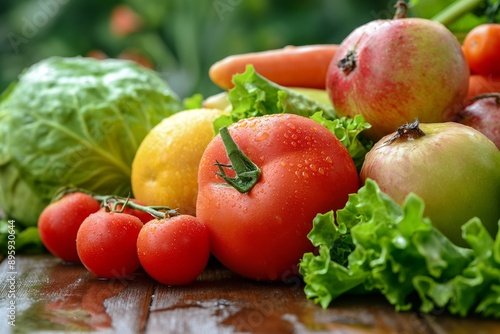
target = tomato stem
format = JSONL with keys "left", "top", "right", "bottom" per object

{"left": 215, "top": 126, "right": 261, "bottom": 193}
{"left": 51, "top": 186, "right": 178, "bottom": 219}
{"left": 102, "top": 196, "right": 178, "bottom": 219}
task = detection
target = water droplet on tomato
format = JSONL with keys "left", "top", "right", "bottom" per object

{"left": 255, "top": 131, "right": 269, "bottom": 142}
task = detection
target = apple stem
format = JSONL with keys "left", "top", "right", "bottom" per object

{"left": 393, "top": 0, "right": 409, "bottom": 19}
{"left": 468, "top": 93, "right": 500, "bottom": 105}
{"left": 378, "top": 119, "right": 425, "bottom": 148}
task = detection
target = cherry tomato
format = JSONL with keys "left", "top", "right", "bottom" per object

{"left": 196, "top": 114, "right": 359, "bottom": 281}
{"left": 463, "top": 24, "right": 500, "bottom": 76}
{"left": 38, "top": 192, "right": 100, "bottom": 263}
{"left": 76, "top": 211, "right": 143, "bottom": 279}
{"left": 101, "top": 199, "right": 154, "bottom": 224}
{"left": 137, "top": 215, "right": 210, "bottom": 285}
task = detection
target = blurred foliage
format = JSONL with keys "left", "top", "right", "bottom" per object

{"left": 410, "top": 0, "right": 500, "bottom": 41}
{"left": 1, "top": 0, "right": 392, "bottom": 99}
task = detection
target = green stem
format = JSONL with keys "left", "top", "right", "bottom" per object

{"left": 394, "top": 0, "right": 409, "bottom": 19}
{"left": 116, "top": 199, "right": 178, "bottom": 219}
{"left": 431, "top": 0, "right": 485, "bottom": 26}
{"left": 100, "top": 195, "right": 178, "bottom": 219}
{"left": 52, "top": 186, "right": 178, "bottom": 219}
{"left": 215, "top": 127, "right": 261, "bottom": 193}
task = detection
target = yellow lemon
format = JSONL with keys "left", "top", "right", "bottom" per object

{"left": 131, "top": 108, "right": 226, "bottom": 215}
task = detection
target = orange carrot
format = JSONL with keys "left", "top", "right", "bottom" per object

{"left": 209, "top": 44, "right": 339, "bottom": 90}
{"left": 467, "top": 74, "right": 500, "bottom": 100}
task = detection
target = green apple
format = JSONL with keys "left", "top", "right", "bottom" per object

{"left": 360, "top": 121, "right": 500, "bottom": 247}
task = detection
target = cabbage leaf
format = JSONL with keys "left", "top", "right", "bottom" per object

{"left": 0, "top": 57, "right": 183, "bottom": 228}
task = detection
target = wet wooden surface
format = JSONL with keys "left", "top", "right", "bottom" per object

{"left": 1, "top": 255, "right": 499, "bottom": 334}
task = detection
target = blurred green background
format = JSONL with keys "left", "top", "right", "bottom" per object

{"left": 1, "top": 0, "right": 398, "bottom": 99}
{"left": 3, "top": 0, "right": 493, "bottom": 99}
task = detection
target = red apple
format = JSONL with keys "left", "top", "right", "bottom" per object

{"left": 453, "top": 93, "right": 500, "bottom": 149}
{"left": 326, "top": 1, "right": 469, "bottom": 141}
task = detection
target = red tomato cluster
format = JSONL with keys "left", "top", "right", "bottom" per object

{"left": 462, "top": 24, "right": 500, "bottom": 100}
{"left": 38, "top": 193, "right": 210, "bottom": 285}
{"left": 38, "top": 113, "right": 359, "bottom": 284}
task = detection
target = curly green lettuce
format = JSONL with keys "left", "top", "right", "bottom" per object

{"left": 212, "top": 65, "right": 337, "bottom": 131}
{"left": 213, "top": 65, "right": 372, "bottom": 170}
{"left": 310, "top": 113, "right": 372, "bottom": 171}
{"left": 300, "top": 179, "right": 500, "bottom": 318}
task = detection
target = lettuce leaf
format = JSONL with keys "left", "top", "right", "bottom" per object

{"left": 300, "top": 179, "right": 500, "bottom": 318}
{"left": 213, "top": 65, "right": 372, "bottom": 170}
{"left": 212, "top": 65, "right": 338, "bottom": 132}
{"left": 310, "top": 113, "right": 372, "bottom": 172}
{"left": 183, "top": 93, "right": 204, "bottom": 109}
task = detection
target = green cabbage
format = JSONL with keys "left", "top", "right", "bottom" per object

{"left": 0, "top": 89, "right": 47, "bottom": 227}
{"left": 0, "top": 56, "right": 182, "bottom": 228}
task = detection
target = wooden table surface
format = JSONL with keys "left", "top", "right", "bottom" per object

{"left": 1, "top": 255, "right": 499, "bottom": 334}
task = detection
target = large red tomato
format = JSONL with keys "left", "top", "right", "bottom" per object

{"left": 196, "top": 113, "right": 359, "bottom": 281}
